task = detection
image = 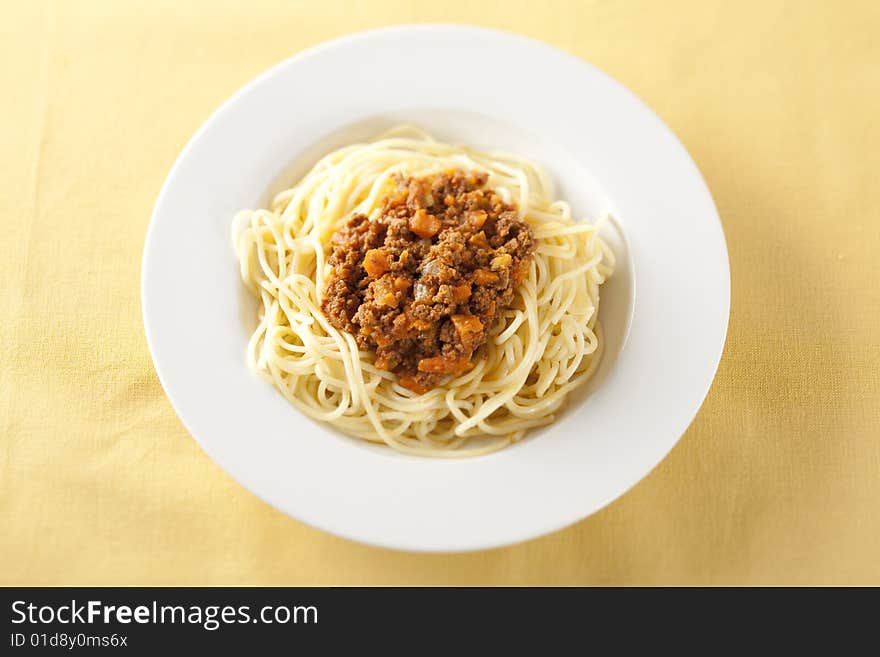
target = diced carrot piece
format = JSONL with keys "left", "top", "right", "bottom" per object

{"left": 511, "top": 261, "right": 529, "bottom": 285}
{"left": 363, "top": 249, "right": 389, "bottom": 277}
{"left": 468, "top": 231, "right": 488, "bottom": 248}
{"left": 417, "top": 355, "right": 471, "bottom": 374}
{"left": 393, "top": 276, "right": 411, "bottom": 291}
{"left": 472, "top": 269, "right": 499, "bottom": 285}
{"left": 451, "top": 314, "right": 483, "bottom": 348}
{"left": 409, "top": 209, "right": 441, "bottom": 238}
{"left": 392, "top": 313, "right": 410, "bottom": 336}
{"left": 469, "top": 211, "right": 487, "bottom": 229}
{"left": 398, "top": 374, "right": 429, "bottom": 394}
{"left": 377, "top": 291, "right": 397, "bottom": 307}
{"left": 451, "top": 283, "right": 471, "bottom": 301}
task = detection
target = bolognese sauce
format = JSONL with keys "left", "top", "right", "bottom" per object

{"left": 321, "top": 170, "right": 535, "bottom": 394}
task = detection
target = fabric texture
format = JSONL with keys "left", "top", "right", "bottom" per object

{"left": 1, "top": 0, "right": 878, "bottom": 585}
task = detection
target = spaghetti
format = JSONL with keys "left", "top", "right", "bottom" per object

{"left": 232, "top": 127, "right": 614, "bottom": 457}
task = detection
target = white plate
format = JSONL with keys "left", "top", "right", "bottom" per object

{"left": 142, "top": 25, "right": 729, "bottom": 552}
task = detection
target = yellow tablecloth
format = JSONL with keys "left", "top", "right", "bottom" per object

{"left": 2, "top": 0, "right": 878, "bottom": 585}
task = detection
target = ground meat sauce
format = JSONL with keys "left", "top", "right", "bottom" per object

{"left": 321, "top": 170, "right": 535, "bottom": 394}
